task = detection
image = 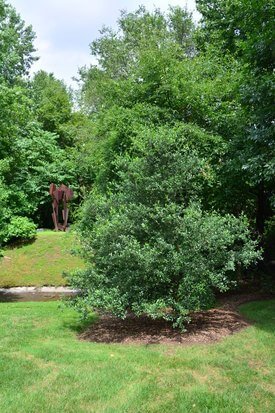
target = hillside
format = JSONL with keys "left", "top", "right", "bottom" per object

{"left": 0, "top": 231, "right": 85, "bottom": 287}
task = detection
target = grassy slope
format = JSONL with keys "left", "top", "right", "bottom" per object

{"left": 0, "top": 299, "right": 274, "bottom": 413}
{"left": 0, "top": 231, "right": 85, "bottom": 287}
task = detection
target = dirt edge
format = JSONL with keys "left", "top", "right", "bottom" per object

{"left": 78, "top": 293, "right": 273, "bottom": 346}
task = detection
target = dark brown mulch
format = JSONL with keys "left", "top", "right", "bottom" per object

{"left": 79, "top": 293, "right": 273, "bottom": 345}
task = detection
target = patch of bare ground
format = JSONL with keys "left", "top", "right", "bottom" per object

{"left": 79, "top": 293, "right": 273, "bottom": 345}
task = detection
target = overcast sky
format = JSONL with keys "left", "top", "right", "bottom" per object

{"left": 9, "top": 0, "right": 199, "bottom": 86}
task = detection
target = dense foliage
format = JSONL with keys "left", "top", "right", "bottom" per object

{"left": 0, "top": 0, "right": 77, "bottom": 246}
{"left": 196, "top": 0, "right": 275, "bottom": 237}
{"left": 31, "top": 71, "right": 74, "bottom": 147}
{"left": 0, "top": 0, "right": 37, "bottom": 84}
{"left": 66, "top": 3, "right": 274, "bottom": 327}
{"left": 2, "top": 216, "right": 36, "bottom": 244}
{"left": 1, "top": 0, "right": 273, "bottom": 325}
{"left": 70, "top": 125, "right": 260, "bottom": 327}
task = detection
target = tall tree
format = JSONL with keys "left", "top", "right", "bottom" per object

{"left": 196, "top": 0, "right": 275, "bottom": 237}
{"left": 0, "top": 1, "right": 76, "bottom": 242}
{"left": 69, "top": 7, "right": 261, "bottom": 326}
{"left": 31, "top": 71, "right": 73, "bottom": 147}
{"left": 0, "top": 0, "right": 37, "bottom": 84}
{"left": 78, "top": 7, "right": 240, "bottom": 193}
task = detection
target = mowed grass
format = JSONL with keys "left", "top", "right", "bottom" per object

{"left": 0, "top": 300, "right": 274, "bottom": 413}
{"left": 0, "top": 231, "right": 85, "bottom": 287}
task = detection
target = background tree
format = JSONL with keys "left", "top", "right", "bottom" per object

{"left": 196, "top": 0, "right": 275, "bottom": 240}
{"left": 70, "top": 125, "right": 259, "bottom": 328}
{"left": 0, "top": 1, "right": 77, "bottom": 244}
{"left": 31, "top": 70, "right": 74, "bottom": 147}
{"left": 0, "top": 0, "right": 37, "bottom": 84}
{"left": 78, "top": 6, "right": 240, "bottom": 193}
{"left": 69, "top": 6, "right": 262, "bottom": 326}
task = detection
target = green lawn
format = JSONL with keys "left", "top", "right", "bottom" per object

{"left": 0, "top": 299, "right": 274, "bottom": 413}
{"left": 0, "top": 231, "right": 85, "bottom": 287}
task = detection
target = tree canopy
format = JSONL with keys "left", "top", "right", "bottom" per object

{"left": 0, "top": 0, "right": 77, "bottom": 244}
{"left": 67, "top": 4, "right": 273, "bottom": 326}
{"left": 0, "top": 0, "right": 37, "bottom": 84}
{"left": 1, "top": 0, "right": 274, "bottom": 325}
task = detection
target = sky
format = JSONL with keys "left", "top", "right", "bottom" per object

{"left": 9, "top": 0, "right": 200, "bottom": 86}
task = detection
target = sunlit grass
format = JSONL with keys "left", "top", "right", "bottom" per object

{"left": 0, "top": 299, "right": 274, "bottom": 412}
{"left": 0, "top": 231, "right": 85, "bottom": 287}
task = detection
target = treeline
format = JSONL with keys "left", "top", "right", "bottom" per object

{"left": 0, "top": 0, "right": 89, "bottom": 243}
{"left": 0, "top": 1, "right": 274, "bottom": 325}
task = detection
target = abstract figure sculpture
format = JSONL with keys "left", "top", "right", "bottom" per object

{"left": 49, "top": 183, "right": 73, "bottom": 231}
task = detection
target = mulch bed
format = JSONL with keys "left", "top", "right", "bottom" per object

{"left": 79, "top": 293, "right": 273, "bottom": 345}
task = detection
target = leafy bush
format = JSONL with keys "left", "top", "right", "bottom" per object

{"left": 69, "top": 125, "right": 261, "bottom": 329}
{"left": 3, "top": 216, "right": 37, "bottom": 244}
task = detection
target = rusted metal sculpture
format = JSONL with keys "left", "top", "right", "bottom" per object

{"left": 49, "top": 183, "right": 73, "bottom": 231}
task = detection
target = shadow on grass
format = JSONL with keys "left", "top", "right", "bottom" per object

{"left": 62, "top": 313, "right": 97, "bottom": 334}
{"left": 2, "top": 237, "right": 37, "bottom": 251}
{"left": 239, "top": 299, "right": 275, "bottom": 334}
{"left": 0, "top": 292, "right": 75, "bottom": 303}
{"left": 70, "top": 298, "right": 275, "bottom": 345}
{"left": 59, "top": 297, "right": 97, "bottom": 334}
{"left": 0, "top": 292, "right": 21, "bottom": 302}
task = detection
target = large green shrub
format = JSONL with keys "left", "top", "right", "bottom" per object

{"left": 69, "top": 125, "right": 260, "bottom": 328}
{"left": 2, "top": 216, "right": 36, "bottom": 244}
